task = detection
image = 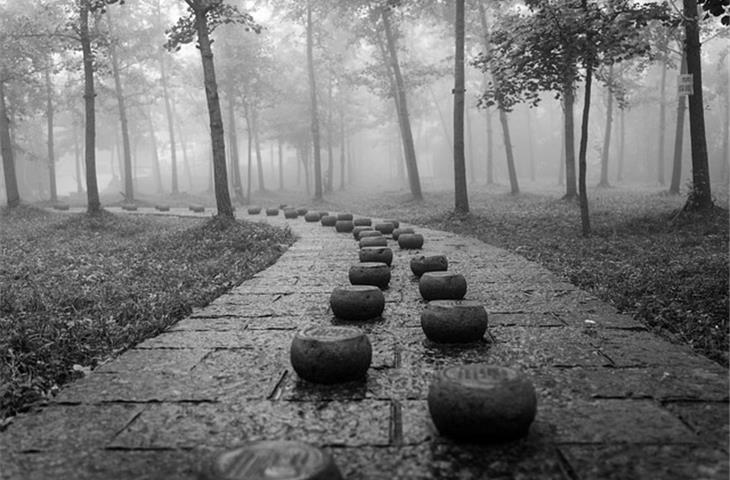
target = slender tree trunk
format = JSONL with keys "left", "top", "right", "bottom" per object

{"left": 466, "top": 105, "right": 475, "bottom": 184}
{"left": 252, "top": 107, "right": 265, "bottom": 192}
{"left": 339, "top": 107, "right": 346, "bottom": 190}
{"left": 599, "top": 74, "right": 613, "bottom": 188}
{"left": 429, "top": 86, "right": 452, "bottom": 149}
{"left": 453, "top": 0, "right": 468, "bottom": 213}
{"left": 682, "top": 0, "right": 712, "bottom": 210}
{"left": 722, "top": 52, "right": 729, "bottom": 186}
{"left": 526, "top": 107, "right": 535, "bottom": 182}
{"left": 670, "top": 52, "right": 687, "bottom": 195}
{"left": 578, "top": 66, "right": 593, "bottom": 236}
{"left": 306, "top": 1, "right": 323, "bottom": 200}
{"left": 657, "top": 57, "right": 668, "bottom": 186}
{"left": 226, "top": 80, "right": 243, "bottom": 201}
{"left": 194, "top": 9, "right": 233, "bottom": 217}
{"left": 617, "top": 107, "right": 625, "bottom": 182}
{"left": 147, "top": 113, "right": 164, "bottom": 194}
{"left": 174, "top": 111, "right": 193, "bottom": 192}
{"left": 499, "top": 110, "right": 519, "bottom": 194}
{"left": 563, "top": 85, "right": 578, "bottom": 199}
{"left": 278, "top": 138, "right": 284, "bottom": 191}
{"left": 108, "top": 10, "right": 133, "bottom": 203}
{"left": 302, "top": 143, "right": 311, "bottom": 195}
{"left": 160, "top": 57, "right": 179, "bottom": 195}
{"left": 74, "top": 119, "right": 83, "bottom": 193}
{"left": 244, "top": 104, "right": 252, "bottom": 203}
{"left": 45, "top": 67, "right": 57, "bottom": 203}
{"left": 381, "top": 6, "right": 422, "bottom": 200}
{"left": 486, "top": 104, "right": 494, "bottom": 184}
{"left": 80, "top": 2, "right": 100, "bottom": 214}
{"left": 326, "top": 79, "right": 334, "bottom": 193}
{"left": 559, "top": 121, "right": 565, "bottom": 186}
{"left": 0, "top": 80, "right": 19, "bottom": 208}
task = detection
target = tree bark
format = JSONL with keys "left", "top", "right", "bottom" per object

{"left": 194, "top": 8, "right": 233, "bottom": 217}
{"left": 563, "top": 85, "right": 578, "bottom": 199}
{"left": 722, "top": 50, "right": 729, "bottom": 186}
{"left": 147, "top": 112, "right": 164, "bottom": 194}
{"left": 339, "top": 106, "right": 346, "bottom": 190}
{"left": 252, "top": 107, "right": 265, "bottom": 192}
{"left": 108, "top": 15, "right": 134, "bottom": 203}
{"left": 226, "top": 78, "right": 243, "bottom": 201}
{"left": 453, "top": 0, "right": 468, "bottom": 213}
{"left": 278, "top": 138, "right": 284, "bottom": 191}
{"left": 74, "top": 118, "right": 83, "bottom": 193}
{"left": 80, "top": 1, "right": 100, "bottom": 214}
{"left": 669, "top": 51, "right": 687, "bottom": 195}
{"left": 499, "top": 110, "right": 519, "bottom": 195}
{"left": 578, "top": 65, "right": 593, "bottom": 236}
{"left": 599, "top": 71, "right": 613, "bottom": 188}
{"left": 45, "top": 67, "right": 57, "bottom": 203}
{"left": 244, "top": 103, "right": 253, "bottom": 203}
{"left": 326, "top": 79, "right": 334, "bottom": 193}
{"left": 306, "top": 0, "right": 323, "bottom": 200}
{"left": 160, "top": 56, "right": 179, "bottom": 195}
{"left": 657, "top": 57, "right": 668, "bottom": 186}
{"left": 466, "top": 105, "right": 475, "bottom": 184}
{"left": 381, "top": 6, "right": 422, "bottom": 200}
{"left": 0, "top": 79, "right": 19, "bottom": 208}
{"left": 682, "top": 0, "right": 712, "bottom": 210}
{"left": 526, "top": 107, "right": 535, "bottom": 182}
{"left": 617, "top": 106, "right": 625, "bottom": 183}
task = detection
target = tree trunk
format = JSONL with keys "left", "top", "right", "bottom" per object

{"left": 326, "top": 79, "right": 334, "bottom": 193}
{"left": 563, "top": 85, "right": 578, "bottom": 199}
{"left": 108, "top": 10, "right": 133, "bottom": 203}
{"left": 226, "top": 80, "right": 243, "bottom": 202}
{"left": 526, "top": 107, "right": 535, "bottom": 182}
{"left": 74, "top": 118, "right": 84, "bottom": 193}
{"left": 278, "top": 138, "right": 284, "bottom": 191}
{"left": 486, "top": 104, "right": 494, "bottom": 184}
{"left": 251, "top": 107, "right": 265, "bottom": 192}
{"left": 722, "top": 51, "right": 729, "bottom": 186}
{"left": 682, "top": 0, "right": 713, "bottom": 210}
{"left": 617, "top": 107, "right": 625, "bottom": 182}
{"left": 578, "top": 65, "right": 593, "bottom": 237}
{"left": 669, "top": 52, "right": 687, "bottom": 195}
{"left": 657, "top": 57, "right": 668, "bottom": 186}
{"left": 306, "top": 1, "right": 323, "bottom": 200}
{"left": 559, "top": 121, "right": 565, "bottom": 186}
{"left": 160, "top": 57, "right": 179, "bottom": 195}
{"left": 429, "top": 85, "right": 452, "bottom": 149}
{"left": 80, "top": 2, "right": 101, "bottom": 214}
{"left": 381, "top": 6, "right": 422, "bottom": 200}
{"left": 45, "top": 67, "right": 57, "bottom": 203}
{"left": 0, "top": 80, "right": 19, "bottom": 208}
{"left": 339, "top": 106, "right": 346, "bottom": 190}
{"left": 244, "top": 104, "right": 253, "bottom": 203}
{"left": 147, "top": 113, "right": 164, "bottom": 194}
{"left": 453, "top": 0, "right": 468, "bottom": 213}
{"left": 599, "top": 74, "right": 613, "bottom": 188}
{"left": 499, "top": 110, "right": 519, "bottom": 194}
{"left": 466, "top": 105, "right": 475, "bottom": 184}
{"left": 194, "top": 9, "right": 233, "bottom": 217}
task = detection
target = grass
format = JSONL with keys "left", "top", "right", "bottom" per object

{"left": 325, "top": 184, "right": 729, "bottom": 367}
{"left": 0, "top": 206, "right": 295, "bottom": 419}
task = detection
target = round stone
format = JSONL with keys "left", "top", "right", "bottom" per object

{"left": 358, "top": 246, "right": 393, "bottom": 266}
{"left": 421, "top": 300, "right": 488, "bottom": 343}
{"left": 266, "top": 208, "right": 279, "bottom": 216}
{"left": 329, "top": 285, "right": 385, "bottom": 321}
{"left": 247, "top": 206, "right": 262, "bottom": 215}
{"left": 374, "top": 222, "right": 395, "bottom": 235}
{"left": 358, "top": 230, "right": 383, "bottom": 240}
{"left": 419, "top": 271, "right": 467, "bottom": 301}
{"left": 304, "top": 212, "right": 321, "bottom": 222}
{"left": 353, "top": 218, "right": 372, "bottom": 226}
{"left": 284, "top": 208, "right": 298, "bottom": 219}
{"left": 428, "top": 365, "right": 537, "bottom": 442}
{"left": 155, "top": 205, "right": 170, "bottom": 212}
{"left": 349, "top": 262, "right": 391, "bottom": 289}
{"left": 382, "top": 219, "right": 400, "bottom": 229}
{"left": 398, "top": 233, "right": 424, "bottom": 250}
{"left": 321, "top": 215, "right": 337, "bottom": 227}
{"left": 290, "top": 325, "right": 372, "bottom": 384}
{"left": 359, "top": 237, "right": 388, "bottom": 248}
{"left": 392, "top": 227, "right": 414, "bottom": 241}
{"left": 410, "top": 254, "right": 448, "bottom": 277}
{"left": 200, "top": 440, "right": 343, "bottom": 480}
{"left": 189, "top": 204, "right": 205, "bottom": 213}
{"left": 336, "top": 213, "right": 353, "bottom": 221}
{"left": 353, "top": 226, "right": 373, "bottom": 240}
{"left": 297, "top": 207, "right": 308, "bottom": 216}
{"left": 335, "top": 220, "right": 354, "bottom": 233}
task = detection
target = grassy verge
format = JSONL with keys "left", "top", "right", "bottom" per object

{"left": 326, "top": 185, "right": 728, "bottom": 367}
{"left": 0, "top": 206, "right": 295, "bottom": 419}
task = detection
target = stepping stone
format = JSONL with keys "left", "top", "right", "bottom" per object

{"left": 353, "top": 218, "right": 372, "bottom": 226}
{"left": 266, "top": 208, "right": 279, "bottom": 216}
{"left": 359, "top": 237, "right": 387, "bottom": 248}
{"left": 428, "top": 364, "right": 537, "bottom": 442}
{"left": 321, "top": 215, "right": 337, "bottom": 227}
{"left": 374, "top": 222, "right": 395, "bottom": 235}
{"left": 121, "top": 204, "right": 137, "bottom": 211}
{"left": 398, "top": 233, "right": 424, "bottom": 249}
{"left": 359, "top": 246, "right": 393, "bottom": 266}
{"left": 353, "top": 226, "right": 374, "bottom": 240}
{"left": 421, "top": 300, "right": 488, "bottom": 343}
{"left": 330, "top": 285, "right": 385, "bottom": 321}
{"left": 349, "top": 262, "right": 391, "bottom": 289}
{"left": 297, "top": 207, "right": 308, "bottom": 216}
{"left": 201, "top": 440, "right": 343, "bottom": 480}
{"left": 392, "top": 227, "right": 414, "bottom": 240}
{"left": 410, "top": 254, "right": 448, "bottom": 277}
{"left": 52, "top": 203, "right": 69, "bottom": 211}
{"left": 155, "top": 205, "right": 170, "bottom": 212}
{"left": 358, "top": 230, "right": 383, "bottom": 240}
{"left": 247, "top": 206, "right": 261, "bottom": 215}
{"left": 284, "top": 208, "right": 299, "bottom": 219}
{"left": 304, "top": 212, "right": 321, "bottom": 222}
{"left": 189, "top": 204, "right": 205, "bottom": 213}
{"left": 337, "top": 213, "right": 353, "bottom": 221}
{"left": 335, "top": 220, "right": 354, "bottom": 233}
{"left": 290, "top": 325, "right": 372, "bottom": 384}
{"left": 419, "top": 271, "right": 467, "bottom": 301}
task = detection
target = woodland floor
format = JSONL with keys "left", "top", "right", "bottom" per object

{"left": 0, "top": 206, "right": 295, "bottom": 420}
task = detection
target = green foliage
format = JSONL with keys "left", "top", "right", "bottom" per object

{"left": 0, "top": 206, "right": 294, "bottom": 418}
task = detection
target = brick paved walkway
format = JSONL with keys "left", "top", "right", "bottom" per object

{"left": 1, "top": 207, "right": 727, "bottom": 479}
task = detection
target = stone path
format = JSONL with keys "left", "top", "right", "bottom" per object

{"left": 1, "top": 207, "right": 728, "bottom": 479}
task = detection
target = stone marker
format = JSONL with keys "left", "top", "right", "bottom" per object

{"left": 392, "top": 227, "right": 414, "bottom": 241}
{"left": 428, "top": 364, "right": 537, "bottom": 442}
{"left": 121, "top": 204, "right": 137, "bottom": 211}
{"left": 349, "top": 262, "right": 391, "bottom": 289}
{"left": 155, "top": 205, "right": 170, "bottom": 212}
{"left": 247, "top": 206, "right": 262, "bottom": 215}
{"left": 200, "top": 440, "right": 343, "bottom": 480}
{"left": 189, "top": 205, "right": 205, "bottom": 213}
{"left": 335, "top": 220, "right": 354, "bottom": 233}
{"left": 359, "top": 237, "right": 388, "bottom": 248}
{"left": 297, "top": 207, "right": 308, "bottom": 216}
{"left": 358, "top": 246, "right": 393, "bottom": 266}
{"left": 358, "top": 230, "right": 383, "bottom": 240}
{"left": 352, "top": 226, "right": 374, "bottom": 240}
{"left": 421, "top": 300, "right": 488, "bottom": 343}
{"left": 353, "top": 218, "right": 372, "bottom": 226}
{"left": 304, "top": 212, "right": 321, "bottom": 222}
{"left": 52, "top": 203, "right": 69, "bottom": 211}
{"left": 284, "top": 208, "right": 299, "bottom": 219}
{"left": 410, "top": 254, "right": 448, "bottom": 277}
{"left": 374, "top": 222, "right": 395, "bottom": 235}
{"left": 266, "top": 208, "right": 279, "bottom": 216}
{"left": 290, "top": 325, "right": 372, "bottom": 384}
{"left": 336, "top": 213, "right": 353, "bottom": 221}
{"left": 321, "top": 215, "right": 337, "bottom": 227}
{"left": 398, "top": 233, "right": 424, "bottom": 250}
{"left": 329, "top": 285, "right": 385, "bottom": 321}
{"left": 419, "top": 271, "right": 467, "bottom": 301}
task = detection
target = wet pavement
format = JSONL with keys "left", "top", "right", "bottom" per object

{"left": 1, "top": 206, "right": 728, "bottom": 479}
